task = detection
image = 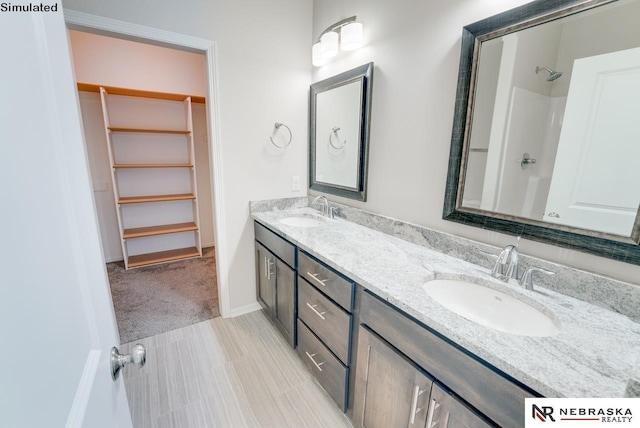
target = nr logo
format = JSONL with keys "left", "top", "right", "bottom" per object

{"left": 533, "top": 404, "right": 556, "bottom": 422}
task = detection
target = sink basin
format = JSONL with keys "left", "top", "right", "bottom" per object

{"left": 278, "top": 216, "right": 325, "bottom": 228}
{"left": 423, "top": 279, "right": 559, "bottom": 337}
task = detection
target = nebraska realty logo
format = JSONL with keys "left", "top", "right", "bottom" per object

{"left": 525, "top": 398, "right": 639, "bottom": 427}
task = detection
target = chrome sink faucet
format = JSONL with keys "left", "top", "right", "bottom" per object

{"left": 485, "top": 236, "right": 555, "bottom": 290}
{"left": 311, "top": 195, "right": 329, "bottom": 217}
{"left": 490, "top": 237, "right": 520, "bottom": 282}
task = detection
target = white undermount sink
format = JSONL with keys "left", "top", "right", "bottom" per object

{"left": 278, "top": 216, "right": 325, "bottom": 228}
{"left": 423, "top": 279, "right": 560, "bottom": 337}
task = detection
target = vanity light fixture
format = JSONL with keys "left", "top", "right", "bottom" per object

{"left": 312, "top": 16, "right": 364, "bottom": 67}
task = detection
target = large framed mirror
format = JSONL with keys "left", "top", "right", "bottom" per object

{"left": 309, "top": 63, "right": 373, "bottom": 201}
{"left": 444, "top": 0, "right": 640, "bottom": 264}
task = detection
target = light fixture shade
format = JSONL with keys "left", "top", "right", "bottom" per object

{"left": 320, "top": 31, "right": 339, "bottom": 58}
{"left": 340, "top": 22, "right": 363, "bottom": 51}
{"left": 312, "top": 42, "right": 327, "bottom": 67}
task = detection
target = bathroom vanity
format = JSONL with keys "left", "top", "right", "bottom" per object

{"left": 252, "top": 199, "right": 640, "bottom": 427}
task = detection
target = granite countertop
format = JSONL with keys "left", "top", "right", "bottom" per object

{"left": 251, "top": 207, "right": 640, "bottom": 398}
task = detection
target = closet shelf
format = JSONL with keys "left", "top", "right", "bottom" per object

{"left": 108, "top": 126, "right": 190, "bottom": 134}
{"left": 119, "top": 193, "right": 196, "bottom": 204}
{"left": 113, "top": 163, "right": 194, "bottom": 169}
{"left": 77, "top": 82, "right": 206, "bottom": 104}
{"left": 123, "top": 222, "right": 198, "bottom": 239}
{"left": 128, "top": 247, "right": 201, "bottom": 268}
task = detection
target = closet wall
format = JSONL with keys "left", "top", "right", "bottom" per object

{"left": 70, "top": 30, "right": 215, "bottom": 262}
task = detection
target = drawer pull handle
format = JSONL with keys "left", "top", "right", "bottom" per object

{"left": 305, "top": 351, "right": 325, "bottom": 372}
{"left": 306, "top": 272, "right": 328, "bottom": 287}
{"left": 409, "top": 385, "right": 425, "bottom": 425}
{"left": 306, "top": 302, "right": 326, "bottom": 320}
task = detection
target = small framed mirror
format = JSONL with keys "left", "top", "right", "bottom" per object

{"left": 309, "top": 63, "right": 373, "bottom": 201}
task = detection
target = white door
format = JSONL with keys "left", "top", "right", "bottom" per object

{"left": 0, "top": 8, "right": 132, "bottom": 428}
{"left": 544, "top": 48, "right": 640, "bottom": 236}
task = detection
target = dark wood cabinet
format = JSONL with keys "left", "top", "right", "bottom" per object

{"left": 353, "top": 326, "right": 432, "bottom": 428}
{"left": 353, "top": 325, "right": 494, "bottom": 428}
{"left": 254, "top": 223, "right": 296, "bottom": 347}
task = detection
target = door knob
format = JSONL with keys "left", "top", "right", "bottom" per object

{"left": 111, "top": 344, "right": 146, "bottom": 380}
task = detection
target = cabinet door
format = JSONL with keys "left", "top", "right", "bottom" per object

{"left": 273, "top": 257, "right": 295, "bottom": 347}
{"left": 353, "top": 326, "right": 433, "bottom": 428}
{"left": 427, "top": 383, "right": 494, "bottom": 428}
{"left": 255, "top": 242, "right": 275, "bottom": 317}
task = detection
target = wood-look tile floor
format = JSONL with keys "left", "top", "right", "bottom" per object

{"left": 119, "top": 310, "right": 353, "bottom": 428}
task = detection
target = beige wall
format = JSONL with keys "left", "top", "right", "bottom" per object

{"left": 311, "top": 0, "right": 640, "bottom": 285}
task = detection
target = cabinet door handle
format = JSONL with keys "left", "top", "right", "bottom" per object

{"left": 409, "top": 385, "right": 425, "bottom": 425}
{"left": 306, "top": 302, "right": 326, "bottom": 320}
{"left": 306, "top": 272, "right": 328, "bottom": 287}
{"left": 305, "top": 351, "right": 325, "bottom": 371}
{"left": 267, "top": 259, "right": 274, "bottom": 280}
{"left": 425, "top": 398, "right": 440, "bottom": 428}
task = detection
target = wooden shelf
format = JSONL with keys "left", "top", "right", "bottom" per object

{"left": 114, "top": 163, "right": 193, "bottom": 169}
{"left": 123, "top": 222, "right": 198, "bottom": 239}
{"left": 128, "top": 247, "right": 201, "bottom": 268}
{"left": 77, "top": 82, "right": 206, "bottom": 104}
{"left": 108, "top": 126, "right": 190, "bottom": 134}
{"left": 119, "top": 193, "right": 196, "bottom": 204}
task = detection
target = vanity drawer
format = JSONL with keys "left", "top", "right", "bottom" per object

{"left": 298, "top": 277, "right": 352, "bottom": 364}
{"left": 254, "top": 222, "right": 295, "bottom": 268}
{"left": 297, "top": 319, "right": 348, "bottom": 411}
{"left": 298, "top": 251, "right": 354, "bottom": 311}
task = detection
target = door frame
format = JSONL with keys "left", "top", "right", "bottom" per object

{"left": 64, "top": 9, "right": 232, "bottom": 318}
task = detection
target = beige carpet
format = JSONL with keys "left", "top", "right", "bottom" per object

{"left": 107, "top": 247, "right": 219, "bottom": 343}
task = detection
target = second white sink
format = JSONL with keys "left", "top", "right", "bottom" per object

{"left": 278, "top": 216, "right": 325, "bottom": 228}
{"left": 423, "top": 279, "right": 560, "bottom": 337}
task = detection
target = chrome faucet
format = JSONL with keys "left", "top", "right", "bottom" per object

{"left": 311, "top": 195, "right": 329, "bottom": 217}
{"left": 490, "top": 237, "right": 520, "bottom": 282}
{"left": 486, "top": 237, "right": 555, "bottom": 290}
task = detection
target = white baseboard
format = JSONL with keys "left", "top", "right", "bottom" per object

{"left": 202, "top": 242, "right": 215, "bottom": 249}
{"left": 104, "top": 255, "right": 123, "bottom": 263}
{"left": 225, "top": 302, "right": 262, "bottom": 318}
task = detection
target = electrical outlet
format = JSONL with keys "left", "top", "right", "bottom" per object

{"left": 292, "top": 176, "right": 300, "bottom": 192}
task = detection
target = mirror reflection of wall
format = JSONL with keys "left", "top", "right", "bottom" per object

{"left": 315, "top": 80, "right": 363, "bottom": 189}
{"left": 461, "top": 0, "right": 640, "bottom": 237}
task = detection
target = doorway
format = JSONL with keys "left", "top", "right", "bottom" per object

{"left": 69, "top": 29, "right": 221, "bottom": 343}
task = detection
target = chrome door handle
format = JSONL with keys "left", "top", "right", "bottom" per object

{"left": 263, "top": 256, "right": 267, "bottom": 277}
{"left": 266, "top": 259, "right": 274, "bottom": 280}
{"left": 409, "top": 385, "right": 425, "bottom": 425}
{"left": 425, "top": 398, "right": 440, "bottom": 428}
{"left": 111, "top": 344, "right": 146, "bottom": 380}
{"left": 306, "top": 272, "right": 328, "bottom": 287}
{"left": 305, "top": 351, "right": 325, "bottom": 371}
{"left": 306, "top": 302, "right": 326, "bottom": 320}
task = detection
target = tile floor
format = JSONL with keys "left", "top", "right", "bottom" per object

{"left": 119, "top": 310, "right": 353, "bottom": 428}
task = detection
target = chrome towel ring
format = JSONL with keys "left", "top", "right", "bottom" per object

{"left": 329, "top": 126, "right": 346, "bottom": 149}
{"left": 270, "top": 122, "right": 292, "bottom": 148}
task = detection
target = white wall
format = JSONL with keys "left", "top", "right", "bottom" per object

{"left": 311, "top": 0, "right": 640, "bottom": 285}
{"left": 63, "top": 0, "right": 312, "bottom": 313}
{"left": 70, "top": 31, "right": 215, "bottom": 262}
